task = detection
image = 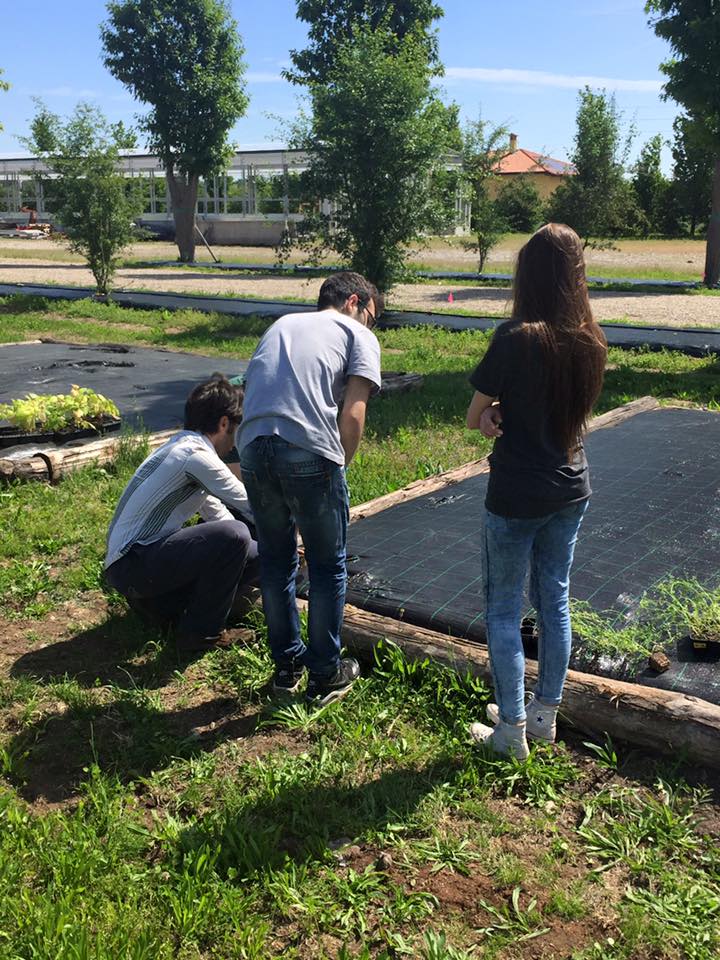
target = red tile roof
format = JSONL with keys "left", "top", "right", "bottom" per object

{"left": 493, "top": 148, "right": 575, "bottom": 177}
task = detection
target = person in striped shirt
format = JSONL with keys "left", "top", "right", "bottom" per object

{"left": 104, "top": 375, "right": 258, "bottom": 653}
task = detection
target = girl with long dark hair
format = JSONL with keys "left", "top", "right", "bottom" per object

{"left": 466, "top": 223, "right": 608, "bottom": 759}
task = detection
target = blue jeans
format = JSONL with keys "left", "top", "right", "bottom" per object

{"left": 483, "top": 500, "right": 588, "bottom": 724}
{"left": 240, "top": 436, "right": 349, "bottom": 678}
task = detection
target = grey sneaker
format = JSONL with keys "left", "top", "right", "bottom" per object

{"left": 305, "top": 658, "right": 360, "bottom": 707}
{"left": 486, "top": 696, "right": 558, "bottom": 742}
{"left": 272, "top": 660, "right": 305, "bottom": 696}
{"left": 469, "top": 720, "right": 530, "bottom": 760}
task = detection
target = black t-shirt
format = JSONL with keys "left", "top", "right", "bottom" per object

{"left": 469, "top": 320, "right": 591, "bottom": 518}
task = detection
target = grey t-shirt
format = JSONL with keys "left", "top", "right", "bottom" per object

{"left": 237, "top": 308, "right": 382, "bottom": 465}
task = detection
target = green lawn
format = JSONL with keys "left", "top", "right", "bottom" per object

{"left": 1, "top": 296, "right": 719, "bottom": 959}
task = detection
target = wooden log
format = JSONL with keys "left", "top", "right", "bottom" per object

{"left": 0, "top": 428, "right": 176, "bottom": 484}
{"left": 379, "top": 372, "right": 424, "bottom": 396}
{"left": 337, "top": 602, "right": 720, "bottom": 768}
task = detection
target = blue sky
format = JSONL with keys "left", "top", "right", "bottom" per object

{"left": 0, "top": 0, "right": 679, "bottom": 169}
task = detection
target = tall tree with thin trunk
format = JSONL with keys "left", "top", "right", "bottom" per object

{"left": 646, "top": 0, "right": 720, "bottom": 286}
{"left": 459, "top": 116, "right": 510, "bottom": 271}
{"left": 285, "top": 0, "right": 443, "bottom": 85}
{"left": 546, "top": 87, "right": 634, "bottom": 248}
{"left": 291, "top": 25, "right": 452, "bottom": 291}
{"left": 101, "top": 0, "right": 248, "bottom": 262}
{"left": 28, "top": 102, "right": 143, "bottom": 296}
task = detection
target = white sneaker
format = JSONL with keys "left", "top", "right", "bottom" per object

{"left": 469, "top": 720, "right": 530, "bottom": 760}
{"left": 486, "top": 697, "right": 558, "bottom": 743}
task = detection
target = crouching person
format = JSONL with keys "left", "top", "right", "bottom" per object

{"left": 104, "top": 375, "right": 258, "bottom": 653}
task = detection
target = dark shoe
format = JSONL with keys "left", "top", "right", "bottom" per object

{"left": 305, "top": 658, "right": 360, "bottom": 707}
{"left": 272, "top": 660, "right": 305, "bottom": 696}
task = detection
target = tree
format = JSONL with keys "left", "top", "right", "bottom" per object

{"left": 632, "top": 134, "right": 670, "bottom": 236}
{"left": 494, "top": 176, "right": 544, "bottom": 233}
{"left": 290, "top": 26, "right": 453, "bottom": 292}
{"left": 459, "top": 116, "right": 509, "bottom": 271}
{"left": 28, "top": 103, "right": 143, "bottom": 296}
{"left": 0, "top": 68, "right": 9, "bottom": 132}
{"left": 646, "top": 0, "right": 720, "bottom": 285}
{"left": 671, "top": 113, "right": 714, "bottom": 237}
{"left": 101, "top": 0, "right": 248, "bottom": 262}
{"left": 286, "top": 0, "right": 443, "bottom": 85}
{"left": 546, "top": 87, "right": 634, "bottom": 247}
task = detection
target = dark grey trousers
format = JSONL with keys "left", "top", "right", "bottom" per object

{"left": 106, "top": 520, "right": 258, "bottom": 639}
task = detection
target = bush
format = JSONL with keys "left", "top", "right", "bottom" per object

{"left": 494, "top": 177, "right": 543, "bottom": 232}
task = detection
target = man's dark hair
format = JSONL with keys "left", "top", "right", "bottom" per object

{"left": 184, "top": 374, "right": 243, "bottom": 434}
{"left": 317, "top": 271, "right": 383, "bottom": 319}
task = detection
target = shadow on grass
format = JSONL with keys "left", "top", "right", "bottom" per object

{"left": 178, "top": 756, "right": 462, "bottom": 874}
{"left": 10, "top": 611, "right": 229, "bottom": 691}
{"left": 6, "top": 691, "right": 262, "bottom": 805}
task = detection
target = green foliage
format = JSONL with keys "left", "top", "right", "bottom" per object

{"left": 0, "top": 385, "right": 119, "bottom": 433}
{"left": 292, "top": 25, "right": 454, "bottom": 290}
{"left": 546, "top": 87, "right": 635, "bottom": 248}
{"left": 27, "top": 102, "right": 143, "bottom": 295}
{"left": 286, "top": 0, "right": 444, "bottom": 86}
{"left": 101, "top": 0, "right": 247, "bottom": 179}
{"left": 459, "top": 114, "right": 509, "bottom": 271}
{"left": 647, "top": 0, "right": 720, "bottom": 286}
{"left": 494, "top": 175, "right": 544, "bottom": 233}
{"left": 672, "top": 113, "right": 714, "bottom": 236}
{"left": 632, "top": 134, "right": 671, "bottom": 236}
{"left": 101, "top": 0, "right": 249, "bottom": 262}
{"left": 646, "top": 0, "right": 720, "bottom": 145}
{"left": 653, "top": 577, "right": 720, "bottom": 644}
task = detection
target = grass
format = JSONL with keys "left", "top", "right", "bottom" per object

{"left": 0, "top": 297, "right": 719, "bottom": 956}
{"left": 2, "top": 234, "right": 711, "bottom": 283}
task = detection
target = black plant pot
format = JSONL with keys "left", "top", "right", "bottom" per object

{"left": 0, "top": 415, "right": 122, "bottom": 449}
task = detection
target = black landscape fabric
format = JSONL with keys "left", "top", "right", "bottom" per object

{"left": 340, "top": 407, "right": 720, "bottom": 704}
{"left": 0, "top": 341, "right": 248, "bottom": 432}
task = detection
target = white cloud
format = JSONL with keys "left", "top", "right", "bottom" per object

{"left": 443, "top": 67, "right": 662, "bottom": 94}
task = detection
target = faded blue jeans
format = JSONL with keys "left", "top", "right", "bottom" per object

{"left": 483, "top": 500, "right": 589, "bottom": 724}
{"left": 239, "top": 436, "right": 349, "bottom": 678}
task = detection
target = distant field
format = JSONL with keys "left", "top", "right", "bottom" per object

{"left": 0, "top": 234, "right": 709, "bottom": 282}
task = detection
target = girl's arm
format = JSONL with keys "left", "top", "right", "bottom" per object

{"left": 466, "top": 390, "right": 497, "bottom": 430}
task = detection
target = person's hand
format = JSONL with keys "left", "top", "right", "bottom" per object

{"left": 479, "top": 404, "right": 503, "bottom": 438}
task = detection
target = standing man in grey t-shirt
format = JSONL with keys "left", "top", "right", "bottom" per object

{"left": 238, "top": 272, "right": 382, "bottom": 706}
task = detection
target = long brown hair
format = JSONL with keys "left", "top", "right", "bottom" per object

{"left": 511, "top": 223, "right": 607, "bottom": 456}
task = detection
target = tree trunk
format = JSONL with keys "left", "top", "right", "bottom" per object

{"left": 167, "top": 171, "right": 199, "bottom": 263}
{"left": 703, "top": 157, "right": 720, "bottom": 288}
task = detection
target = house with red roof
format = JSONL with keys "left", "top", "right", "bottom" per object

{"left": 491, "top": 133, "right": 575, "bottom": 200}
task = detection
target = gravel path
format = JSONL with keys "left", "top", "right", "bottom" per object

{"left": 2, "top": 259, "right": 720, "bottom": 328}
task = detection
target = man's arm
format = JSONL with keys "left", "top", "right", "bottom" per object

{"left": 185, "top": 451, "right": 253, "bottom": 518}
{"left": 197, "top": 495, "right": 235, "bottom": 523}
{"left": 339, "top": 375, "right": 373, "bottom": 465}
{"left": 466, "top": 390, "right": 497, "bottom": 430}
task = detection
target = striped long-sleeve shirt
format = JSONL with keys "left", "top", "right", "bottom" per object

{"left": 105, "top": 431, "right": 252, "bottom": 569}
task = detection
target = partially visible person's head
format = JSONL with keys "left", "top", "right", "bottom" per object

{"left": 184, "top": 375, "right": 243, "bottom": 456}
{"left": 512, "top": 223, "right": 592, "bottom": 332}
{"left": 317, "top": 271, "right": 383, "bottom": 327}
